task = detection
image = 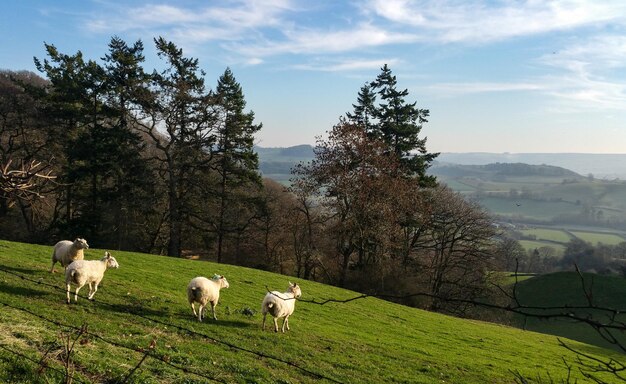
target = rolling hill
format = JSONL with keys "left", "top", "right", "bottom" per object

{"left": 513, "top": 272, "right": 626, "bottom": 352}
{"left": 0, "top": 240, "right": 622, "bottom": 383}
{"left": 255, "top": 146, "right": 626, "bottom": 245}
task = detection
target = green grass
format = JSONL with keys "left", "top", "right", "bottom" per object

{"left": 514, "top": 272, "right": 626, "bottom": 352}
{"left": 478, "top": 197, "right": 578, "bottom": 221}
{"left": 518, "top": 240, "right": 566, "bottom": 256}
{"left": 0, "top": 240, "right": 621, "bottom": 383}
{"left": 569, "top": 231, "right": 626, "bottom": 246}
{"left": 520, "top": 228, "right": 572, "bottom": 243}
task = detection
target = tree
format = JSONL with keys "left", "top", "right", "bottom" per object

{"left": 208, "top": 67, "right": 262, "bottom": 263}
{"left": 407, "top": 186, "right": 497, "bottom": 314}
{"left": 34, "top": 45, "right": 95, "bottom": 232}
{"left": 0, "top": 70, "right": 57, "bottom": 236}
{"left": 348, "top": 65, "right": 439, "bottom": 185}
{"left": 291, "top": 121, "right": 413, "bottom": 286}
{"left": 133, "top": 37, "right": 215, "bottom": 257}
{"left": 346, "top": 83, "right": 376, "bottom": 135}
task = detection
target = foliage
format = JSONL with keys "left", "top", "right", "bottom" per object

{"left": 347, "top": 65, "right": 438, "bottom": 186}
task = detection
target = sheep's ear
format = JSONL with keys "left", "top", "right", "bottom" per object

{"left": 105, "top": 251, "right": 111, "bottom": 258}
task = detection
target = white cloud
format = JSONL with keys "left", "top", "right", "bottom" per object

{"left": 429, "top": 81, "right": 546, "bottom": 96}
{"left": 536, "top": 35, "right": 626, "bottom": 110}
{"left": 227, "top": 23, "right": 418, "bottom": 57}
{"left": 84, "top": 0, "right": 295, "bottom": 36}
{"left": 292, "top": 58, "right": 400, "bottom": 72}
{"left": 365, "top": 0, "right": 626, "bottom": 43}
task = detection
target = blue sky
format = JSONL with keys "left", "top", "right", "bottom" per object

{"left": 1, "top": 0, "right": 626, "bottom": 153}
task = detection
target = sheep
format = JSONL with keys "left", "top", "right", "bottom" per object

{"left": 187, "top": 275, "right": 230, "bottom": 321}
{"left": 65, "top": 251, "right": 119, "bottom": 304}
{"left": 262, "top": 282, "right": 302, "bottom": 333}
{"left": 50, "top": 238, "right": 89, "bottom": 273}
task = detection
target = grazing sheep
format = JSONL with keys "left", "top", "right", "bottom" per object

{"left": 65, "top": 251, "right": 119, "bottom": 304}
{"left": 187, "top": 275, "right": 230, "bottom": 321}
{"left": 262, "top": 282, "right": 302, "bottom": 333}
{"left": 50, "top": 238, "right": 89, "bottom": 273}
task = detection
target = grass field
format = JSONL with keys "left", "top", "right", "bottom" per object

{"left": 520, "top": 228, "right": 573, "bottom": 243}
{"left": 568, "top": 230, "right": 626, "bottom": 245}
{"left": 518, "top": 240, "right": 566, "bottom": 256}
{"left": 514, "top": 272, "right": 626, "bottom": 352}
{"left": 0, "top": 240, "right": 622, "bottom": 383}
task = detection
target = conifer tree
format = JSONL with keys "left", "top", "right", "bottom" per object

{"left": 211, "top": 67, "right": 262, "bottom": 263}
{"left": 348, "top": 65, "right": 438, "bottom": 186}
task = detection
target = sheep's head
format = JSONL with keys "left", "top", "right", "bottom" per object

{"left": 74, "top": 238, "right": 89, "bottom": 249}
{"left": 288, "top": 282, "right": 302, "bottom": 298}
{"left": 103, "top": 251, "right": 119, "bottom": 269}
{"left": 217, "top": 275, "right": 229, "bottom": 289}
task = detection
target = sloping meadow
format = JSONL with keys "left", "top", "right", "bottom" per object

{"left": 0, "top": 240, "right": 620, "bottom": 383}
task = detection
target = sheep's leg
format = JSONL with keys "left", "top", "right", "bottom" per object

{"left": 210, "top": 301, "right": 217, "bottom": 320}
{"left": 273, "top": 317, "right": 279, "bottom": 333}
{"left": 74, "top": 284, "right": 83, "bottom": 302}
{"left": 262, "top": 313, "right": 266, "bottom": 330}
{"left": 50, "top": 260, "right": 57, "bottom": 273}
{"left": 198, "top": 304, "right": 205, "bottom": 322}
{"left": 88, "top": 283, "right": 98, "bottom": 300}
{"left": 66, "top": 284, "right": 71, "bottom": 304}
{"left": 283, "top": 316, "right": 290, "bottom": 332}
{"left": 191, "top": 303, "right": 197, "bottom": 317}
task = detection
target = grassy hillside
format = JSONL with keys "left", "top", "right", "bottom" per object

{"left": 0, "top": 240, "right": 621, "bottom": 383}
{"left": 514, "top": 272, "right": 626, "bottom": 352}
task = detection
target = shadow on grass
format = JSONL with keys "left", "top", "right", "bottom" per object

{"left": 0, "top": 265, "right": 40, "bottom": 276}
{"left": 0, "top": 283, "right": 50, "bottom": 298}
{"left": 104, "top": 302, "right": 168, "bottom": 317}
{"left": 212, "top": 319, "right": 254, "bottom": 329}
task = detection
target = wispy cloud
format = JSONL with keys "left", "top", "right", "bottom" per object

{"left": 429, "top": 81, "right": 546, "bottom": 96}
{"left": 84, "top": 0, "right": 295, "bottom": 38}
{"left": 292, "top": 58, "right": 400, "bottom": 72}
{"left": 365, "top": 0, "right": 626, "bottom": 43}
{"left": 536, "top": 35, "right": 626, "bottom": 110}
{"left": 225, "top": 23, "right": 418, "bottom": 57}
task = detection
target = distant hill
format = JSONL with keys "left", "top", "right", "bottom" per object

{"left": 255, "top": 146, "right": 626, "bottom": 180}
{"left": 255, "top": 146, "right": 626, "bottom": 230}
{"left": 437, "top": 153, "right": 626, "bottom": 180}
{"left": 431, "top": 162, "right": 581, "bottom": 179}
{"left": 514, "top": 272, "right": 626, "bottom": 351}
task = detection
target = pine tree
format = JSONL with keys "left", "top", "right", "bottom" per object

{"left": 346, "top": 83, "right": 377, "bottom": 136}
{"left": 211, "top": 67, "right": 262, "bottom": 263}
{"left": 369, "top": 64, "right": 438, "bottom": 186}
{"left": 133, "top": 37, "right": 213, "bottom": 257}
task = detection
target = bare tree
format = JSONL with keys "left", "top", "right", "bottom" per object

{"left": 0, "top": 158, "right": 56, "bottom": 206}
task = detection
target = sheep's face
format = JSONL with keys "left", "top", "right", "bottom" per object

{"left": 218, "top": 275, "right": 229, "bottom": 289}
{"left": 104, "top": 253, "right": 119, "bottom": 269}
{"left": 288, "top": 282, "right": 302, "bottom": 298}
{"left": 74, "top": 238, "right": 89, "bottom": 249}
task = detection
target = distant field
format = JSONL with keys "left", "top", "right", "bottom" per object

{"left": 479, "top": 197, "right": 578, "bottom": 221}
{"left": 569, "top": 231, "right": 626, "bottom": 245}
{"left": 518, "top": 240, "right": 566, "bottom": 256}
{"left": 520, "top": 228, "right": 572, "bottom": 243}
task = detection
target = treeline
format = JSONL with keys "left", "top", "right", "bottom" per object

{"left": 1, "top": 37, "right": 515, "bottom": 316}
{"left": 499, "top": 237, "right": 626, "bottom": 275}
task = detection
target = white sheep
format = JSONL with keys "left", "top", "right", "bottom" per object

{"left": 65, "top": 251, "right": 119, "bottom": 304}
{"left": 262, "top": 282, "right": 302, "bottom": 333}
{"left": 187, "top": 275, "right": 230, "bottom": 321}
{"left": 50, "top": 238, "right": 89, "bottom": 273}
